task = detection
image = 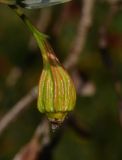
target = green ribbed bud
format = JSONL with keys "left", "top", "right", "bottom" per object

{"left": 20, "top": 19, "right": 76, "bottom": 128}
{"left": 8, "top": 5, "right": 76, "bottom": 129}
{"left": 37, "top": 41, "right": 76, "bottom": 128}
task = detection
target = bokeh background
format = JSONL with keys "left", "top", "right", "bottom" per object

{"left": 0, "top": 0, "right": 122, "bottom": 159}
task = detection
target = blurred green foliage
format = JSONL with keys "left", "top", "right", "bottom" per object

{"left": 0, "top": 0, "right": 122, "bottom": 160}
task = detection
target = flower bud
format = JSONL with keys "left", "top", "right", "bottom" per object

{"left": 8, "top": 7, "right": 76, "bottom": 130}
{"left": 37, "top": 41, "right": 76, "bottom": 128}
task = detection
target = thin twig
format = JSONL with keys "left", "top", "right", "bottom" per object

{"left": 64, "top": 0, "right": 95, "bottom": 70}
{"left": 38, "top": 126, "right": 64, "bottom": 160}
{"left": 0, "top": 86, "right": 38, "bottom": 136}
{"left": 13, "top": 119, "right": 50, "bottom": 160}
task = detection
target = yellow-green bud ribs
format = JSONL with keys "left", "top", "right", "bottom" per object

{"left": 37, "top": 41, "right": 76, "bottom": 128}
{"left": 20, "top": 18, "right": 76, "bottom": 128}
{"left": 8, "top": 5, "right": 76, "bottom": 129}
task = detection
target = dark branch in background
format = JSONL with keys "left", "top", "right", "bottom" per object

{"left": 98, "top": 1, "right": 122, "bottom": 125}
{"left": 99, "top": 2, "right": 118, "bottom": 75}
{"left": 67, "top": 114, "right": 91, "bottom": 139}
{"left": 38, "top": 126, "right": 64, "bottom": 160}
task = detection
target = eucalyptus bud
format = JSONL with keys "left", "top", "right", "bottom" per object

{"left": 37, "top": 40, "right": 76, "bottom": 129}
{"left": 15, "top": 15, "right": 76, "bottom": 128}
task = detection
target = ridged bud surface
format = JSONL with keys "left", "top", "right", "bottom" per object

{"left": 37, "top": 42, "right": 76, "bottom": 126}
